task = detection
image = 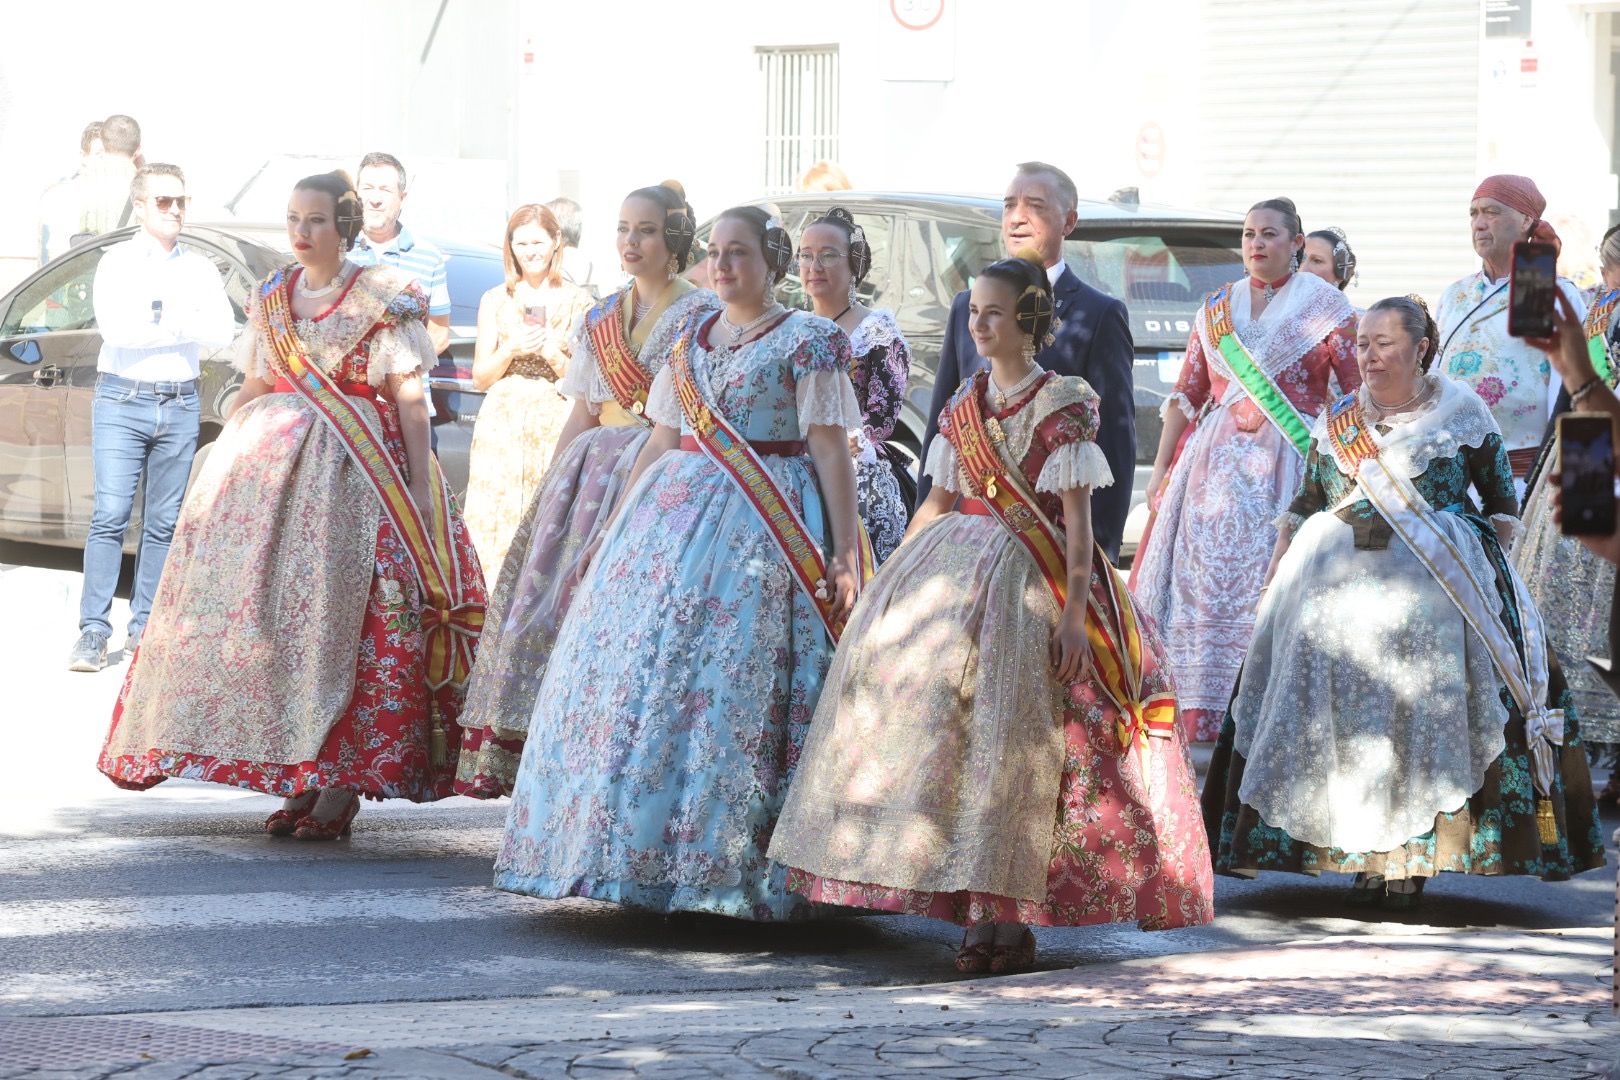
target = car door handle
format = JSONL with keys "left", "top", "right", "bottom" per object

{"left": 32, "top": 365, "right": 61, "bottom": 387}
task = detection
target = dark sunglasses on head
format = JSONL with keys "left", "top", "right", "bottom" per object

{"left": 150, "top": 195, "right": 188, "bottom": 212}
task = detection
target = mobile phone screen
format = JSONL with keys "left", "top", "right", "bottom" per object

{"left": 1508, "top": 241, "right": 1558, "bottom": 338}
{"left": 1559, "top": 413, "right": 1617, "bottom": 536}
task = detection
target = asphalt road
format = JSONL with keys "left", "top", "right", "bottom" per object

{"left": 2, "top": 547, "right": 1615, "bottom": 1022}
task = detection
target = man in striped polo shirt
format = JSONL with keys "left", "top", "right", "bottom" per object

{"left": 349, "top": 152, "right": 452, "bottom": 355}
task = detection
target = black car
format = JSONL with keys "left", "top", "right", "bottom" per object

{"left": 693, "top": 192, "right": 1245, "bottom": 557}
{"left": 0, "top": 224, "right": 503, "bottom": 550}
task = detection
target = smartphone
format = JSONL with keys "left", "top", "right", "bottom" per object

{"left": 1507, "top": 240, "right": 1558, "bottom": 338}
{"left": 1557, "top": 412, "right": 1617, "bottom": 536}
{"left": 523, "top": 304, "right": 547, "bottom": 326}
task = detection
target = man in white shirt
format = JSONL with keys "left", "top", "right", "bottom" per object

{"left": 69, "top": 163, "right": 235, "bottom": 671}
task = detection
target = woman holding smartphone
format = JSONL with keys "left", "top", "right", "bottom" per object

{"left": 464, "top": 205, "right": 593, "bottom": 581}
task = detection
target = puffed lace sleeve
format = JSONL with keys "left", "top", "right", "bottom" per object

{"left": 792, "top": 319, "right": 864, "bottom": 436}
{"left": 1162, "top": 325, "right": 1211, "bottom": 422}
{"left": 366, "top": 283, "right": 437, "bottom": 387}
{"left": 644, "top": 365, "right": 682, "bottom": 428}
{"left": 923, "top": 419, "right": 962, "bottom": 493}
{"left": 1034, "top": 392, "right": 1114, "bottom": 494}
{"left": 556, "top": 308, "right": 598, "bottom": 409}
{"left": 232, "top": 289, "right": 272, "bottom": 380}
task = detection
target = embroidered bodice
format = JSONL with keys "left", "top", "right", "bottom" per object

{"left": 927, "top": 371, "right": 1113, "bottom": 530}
{"left": 644, "top": 309, "right": 862, "bottom": 440}
{"left": 560, "top": 284, "right": 720, "bottom": 413}
{"left": 234, "top": 265, "right": 434, "bottom": 388}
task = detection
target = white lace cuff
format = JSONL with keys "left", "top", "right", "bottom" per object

{"left": 923, "top": 437, "right": 961, "bottom": 493}
{"left": 796, "top": 367, "right": 864, "bottom": 436}
{"left": 368, "top": 321, "right": 436, "bottom": 387}
{"left": 556, "top": 317, "right": 599, "bottom": 408}
{"left": 1490, "top": 512, "right": 1522, "bottom": 547}
{"left": 1273, "top": 510, "right": 1306, "bottom": 532}
{"left": 233, "top": 328, "right": 271, "bottom": 381}
{"left": 1036, "top": 441, "right": 1114, "bottom": 494}
{"left": 644, "top": 366, "right": 682, "bottom": 428}
{"left": 1160, "top": 391, "right": 1198, "bottom": 423}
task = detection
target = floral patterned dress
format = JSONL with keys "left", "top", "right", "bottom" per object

{"left": 455, "top": 281, "right": 718, "bottom": 798}
{"left": 1131, "top": 273, "right": 1358, "bottom": 741}
{"left": 770, "top": 371, "right": 1215, "bottom": 931}
{"left": 462, "top": 283, "right": 594, "bottom": 582}
{"left": 98, "top": 266, "right": 486, "bottom": 802}
{"left": 1202, "top": 377, "right": 1604, "bottom": 881}
{"left": 493, "top": 310, "right": 865, "bottom": 920}
{"left": 847, "top": 309, "right": 911, "bottom": 562}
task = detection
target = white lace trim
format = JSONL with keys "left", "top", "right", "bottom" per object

{"left": 1201, "top": 272, "right": 1353, "bottom": 390}
{"left": 796, "top": 367, "right": 864, "bottom": 436}
{"left": 923, "top": 436, "right": 961, "bottom": 493}
{"left": 1161, "top": 391, "right": 1198, "bottom": 422}
{"left": 1036, "top": 440, "right": 1114, "bottom": 494}
{"left": 1492, "top": 512, "right": 1523, "bottom": 547}
{"left": 1273, "top": 510, "right": 1306, "bottom": 532}
{"left": 848, "top": 308, "right": 902, "bottom": 355}
{"left": 644, "top": 365, "right": 680, "bottom": 428}
{"left": 1310, "top": 373, "right": 1504, "bottom": 483}
{"left": 560, "top": 289, "right": 719, "bottom": 415}
{"left": 230, "top": 315, "right": 432, "bottom": 386}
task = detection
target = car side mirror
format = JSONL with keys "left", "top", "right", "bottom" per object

{"left": 8, "top": 339, "right": 41, "bottom": 365}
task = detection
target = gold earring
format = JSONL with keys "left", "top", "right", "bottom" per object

{"left": 1022, "top": 337, "right": 1038, "bottom": 363}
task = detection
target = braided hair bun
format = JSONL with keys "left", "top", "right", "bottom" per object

{"left": 809, "top": 206, "right": 872, "bottom": 283}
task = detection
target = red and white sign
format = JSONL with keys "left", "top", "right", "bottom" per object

{"left": 882, "top": 0, "right": 954, "bottom": 81}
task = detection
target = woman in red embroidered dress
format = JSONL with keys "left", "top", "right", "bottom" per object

{"left": 97, "top": 172, "right": 485, "bottom": 839}
{"left": 770, "top": 256, "right": 1213, "bottom": 974}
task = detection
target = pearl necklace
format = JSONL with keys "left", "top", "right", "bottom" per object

{"left": 719, "top": 302, "right": 784, "bottom": 346}
{"left": 988, "top": 361, "right": 1043, "bottom": 409}
{"left": 297, "top": 263, "right": 350, "bottom": 300}
{"left": 1365, "top": 376, "right": 1433, "bottom": 420}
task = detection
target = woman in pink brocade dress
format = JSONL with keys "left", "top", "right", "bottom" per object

{"left": 1130, "top": 197, "right": 1358, "bottom": 741}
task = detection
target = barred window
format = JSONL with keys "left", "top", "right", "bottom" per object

{"left": 756, "top": 45, "right": 840, "bottom": 195}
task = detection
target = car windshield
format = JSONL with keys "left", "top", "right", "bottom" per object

{"left": 1064, "top": 229, "right": 1244, "bottom": 350}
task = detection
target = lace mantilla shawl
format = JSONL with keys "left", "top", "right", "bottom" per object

{"left": 1311, "top": 373, "right": 1504, "bottom": 484}
{"left": 1201, "top": 271, "right": 1355, "bottom": 391}
{"left": 926, "top": 373, "right": 1114, "bottom": 496}
{"left": 559, "top": 286, "right": 720, "bottom": 412}
{"left": 234, "top": 265, "right": 433, "bottom": 387}
{"left": 848, "top": 307, "right": 902, "bottom": 355}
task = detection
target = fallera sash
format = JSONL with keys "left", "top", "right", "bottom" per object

{"left": 1203, "top": 285, "right": 1313, "bottom": 458}
{"left": 668, "top": 318, "right": 874, "bottom": 644}
{"left": 1584, "top": 287, "right": 1618, "bottom": 384}
{"left": 946, "top": 372, "right": 1175, "bottom": 749}
{"left": 1325, "top": 394, "right": 1564, "bottom": 841}
{"left": 259, "top": 268, "right": 483, "bottom": 761}
{"left": 586, "top": 290, "right": 654, "bottom": 421}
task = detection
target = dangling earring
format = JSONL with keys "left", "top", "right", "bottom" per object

{"left": 666, "top": 254, "right": 679, "bottom": 279}
{"left": 1290, "top": 249, "right": 1301, "bottom": 272}
{"left": 1021, "top": 335, "right": 1038, "bottom": 364}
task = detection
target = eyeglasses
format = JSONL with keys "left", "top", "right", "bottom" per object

{"left": 150, "top": 195, "right": 188, "bottom": 213}
{"left": 796, "top": 250, "right": 848, "bottom": 268}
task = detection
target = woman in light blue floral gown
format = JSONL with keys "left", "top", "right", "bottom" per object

{"left": 494, "top": 206, "right": 866, "bottom": 920}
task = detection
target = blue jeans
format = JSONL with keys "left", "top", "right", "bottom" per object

{"left": 79, "top": 374, "right": 200, "bottom": 638}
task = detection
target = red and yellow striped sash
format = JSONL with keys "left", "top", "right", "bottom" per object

{"left": 586, "top": 291, "right": 653, "bottom": 420}
{"left": 946, "top": 374, "right": 1174, "bottom": 747}
{"left": 669, "top": 321, "right": 872, "bottom": 643}
{"left": 259, "top": 269, "right": 483, "bottom": 693}
{"left": 1323, "top": 393, "right": 1379, "bottom": 476}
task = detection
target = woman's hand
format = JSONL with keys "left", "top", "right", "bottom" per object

{"left": 826, "top": 551, "right": 859, "bottom": 625}
{"left": 1146, "top": 466, "right": 1168, "bottom": 513}
{"left": 1525, "top": 290, "right": 1597, "bottom": 394}
{"left": 515, "top": 322, "right": 548, "bottom": 355}
{"left": 1050, "top": 607, "right": 1093, "bottom": 685}
{"left": 848, "top": 433, "right": 864, "bottom": 459}
{"left": 408, "top": 479, "right": 433, "bottom": 522}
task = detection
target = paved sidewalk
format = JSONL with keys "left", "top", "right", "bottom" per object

{"left": 3, "top": 931, "right": 1617, "bottom": 1078}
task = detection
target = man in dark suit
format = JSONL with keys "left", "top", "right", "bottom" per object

{"left": 917, "top": 162, "right": 1137, "bottom": 562}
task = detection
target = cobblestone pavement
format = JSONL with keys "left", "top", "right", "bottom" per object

{"left": 3, "top": 935, "right": 1617, "bottom": 1079}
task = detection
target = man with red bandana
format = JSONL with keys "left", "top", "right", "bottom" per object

{"left": 1436, "top": 174, "right": 1585, "bottom": 491}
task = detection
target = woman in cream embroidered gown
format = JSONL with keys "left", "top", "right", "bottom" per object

{"left": 98, "top": 172, "right": 485, "bottom": 837}
{"left": 771, "top": 257, "right": 1213, "bottom": 974}
{"left": 1202, "top": 299, "right": 1603, "bottom": 905}
{"left": 1131, "top": 198, "right": 1358, "bottom": 741}
{"left": 494, "top": 207, "right": 865, "bottom": 919}
{"left": 462, "top": 204, "right": 593, "bottom": 580}
{"left": 456, "top": 182, "right": 717, "bottom": 798}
